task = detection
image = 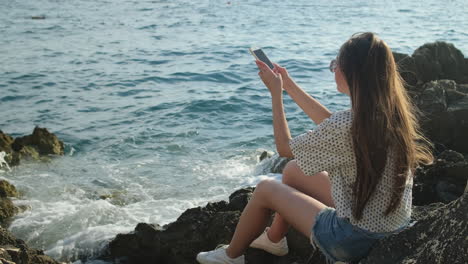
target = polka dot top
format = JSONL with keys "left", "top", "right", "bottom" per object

{"left": 289, "top": 109, "right": 412, "bottom": 233}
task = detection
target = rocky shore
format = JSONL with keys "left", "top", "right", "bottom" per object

{"left": 101, "top": 42, "right": 468, "bottom": 264}
{"left": 0, "top": 42, "right": 467, "bottom": 264}
{"left": 0, "top": 127, "right": 64, "bottom": 264}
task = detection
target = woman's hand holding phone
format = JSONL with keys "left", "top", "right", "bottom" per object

{"left": 271, "top": 63, "right": 293, "bottom": 91}
{"left": 256, "top": 60, "right": 283, "bottom": 96}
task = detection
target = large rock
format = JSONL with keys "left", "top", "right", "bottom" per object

{"left": 0, "top": 180, "right": 20, "bottom": 226}
{"left": 413, "top": 80, "right": 449, "bottom": 115}
{"left": 412, "top": 150, "right": 467, "bottom": 205}
{"left": 392, "top": 43, "right": 468, "bottom": 154}
{"left": 362, "top": 191, "right": 467, "bottom": 264}
{"left": 12, "top": 127, "right": 64, "bottom": 156}
{"left": 419, "top": 90, "right": 468, "bottom": 153}
{"left": 256, "top": 153, "right": 292, "bottom": 175}
{"left": 103, "top": 187, "right": 326, "bottom": 264}
{"left": 0, "top": 227, "right": 61, "bottom": 264}
{"left": 0, "top": 127, "right": 64, "bottom": 167}
{"left": 0, "top": 132, "right": 19, "bottom": 167}
{"left": 0, "top": 198, "right": 17, "bottom": 227}
{"left": 395, "top": 78, "right": 468, "bottom": 154}
{"left": 394, "top": 42, "right": 468, "bottom": 87}
{"left": 412, "top": 79, "right": 468, "bottom": 115}
{"left": 107, "top": 201, "right": 241, "bottom": 264}
{"left": 393, "top": 52, "right": 418, "bottom": 87}
{"left": 103, "top": 173, "right": 467, "bottom": 264}
{"left": 0, "top": 132, "right": 14, "bottom": 154}
{"left": 0, "top": 181, "right": 19, "bottom": 198}
{"left": 412, "top": 42, "right": 468, "bottom": 84}
{"left": 392, "top": 44, "right": 468, "bottom": 154}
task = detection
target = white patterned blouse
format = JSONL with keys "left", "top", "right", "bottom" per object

{"left": 289, "top": 109, "right": 412, "bottom": 233}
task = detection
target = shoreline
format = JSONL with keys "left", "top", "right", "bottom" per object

{"left": 0, "top": 41, "right": 467, "bottom": 263}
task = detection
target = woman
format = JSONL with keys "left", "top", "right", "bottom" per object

{"left": 196, "top": 32, "right": 433, "bottom": 264}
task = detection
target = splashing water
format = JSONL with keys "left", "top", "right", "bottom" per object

{"left": 0, "top": 151, "right": 11, "bottom": 172}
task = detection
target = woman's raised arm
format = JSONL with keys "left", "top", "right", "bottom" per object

{"left": 270, "top": 92, "right": 294, "bottom": 158}
{"left": 256, "top": 60, "right": 294, "bottom": 158}
{"left": 273, "top": 64, "right": 331, "bottom": 125}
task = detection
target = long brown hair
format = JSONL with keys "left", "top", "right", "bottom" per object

{"left": 337, "top": 32, "right": 433, "bottom": 220}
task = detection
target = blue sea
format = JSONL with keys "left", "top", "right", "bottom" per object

{"left": 0, "top": 0, "right": 467, "bottom": 262}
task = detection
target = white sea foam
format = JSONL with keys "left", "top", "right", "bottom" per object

{"left": 5, "top": 150, "right": 276, "bottom": 263}
{"left": 0, "top": 151, "right": 11, "bottom": 172}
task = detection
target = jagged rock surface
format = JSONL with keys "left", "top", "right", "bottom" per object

{"left": 0, "top": 227, "right": 61, "bottom": 264}
{"left": 105, "top": 187, "right": 326, "bottom": 264}
{"left": 413, "top": 150, "right": 468, "bottom": 205}
{"left": 361, "top": 192, "right": 467, "bottom": 264}
{"left": 0, "top": 127, "right": 64, "bottom": 167}
{"left": 394, "top": 41, "right": 468, "bottom": 86}
{"left": 394, "top": 42, "right": 468, "bottom": 154}
{"left": 0, "top": 180, "right": 20, "bottom": 226}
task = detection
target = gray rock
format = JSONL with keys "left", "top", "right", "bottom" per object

{"left": 405, "top": 78, "right": 468, "bottom": 154}
{"left": 102, "top": 178, "right": 467, "bottom": 264}
{"left": 0, "top": 180, "right": 19, "bottom": 198}
{"left": 107, "top": 200, "right": 239, "bottom": 263}
{"left": 0, "top": 227, "right": 60, "bottom": 264}
{"left": 0, "top": 198, "right": 17, "bottom": 227}
{"left": 437, "top": 150, "right": 465, "bottom": 163}
{"left": 413, "top": 156, "right": 467, "bottom": 206}
{"left": 412, "top": 42, "right": 468, "bottom": 84}
{"left": 415, "top": 80, "right": 448, "bottom": 115}
{"left": 12, "top": 127, "right": 64, "bottom": 156}
{"left": 0, "top": 131, "right": 18, "bottom": 167}
{"left": 259, "top": 150, "right": 273, "bottom": 162}
{"left": 103, "top": 188, "right": 324, "bottom": 264}
{"left": 421, "top": 106, "right": 468, "bottom": 153}
{"left": 228, "top": 187, "right": 254, "bottom": 211}
{"left": 0, "top": 180, "right": 19, "bottom": 227}
{"left": 268, "top": 154, "right": 292, "bottom": 173}
{"left": 361, "top": 192, "right": 467, "bottom": 264}
{"left": 394, "top": 42, "right": 468, "bottom": 87}
{"left": 393, "top": 52, "right": 418, "bottom": 87}
{"left": 0, "top": 127, "right": 64, "bottom": 167}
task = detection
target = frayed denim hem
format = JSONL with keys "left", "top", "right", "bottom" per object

{"left": 310, "top": 207, "right": 339, "bottom": 264}
{"left": 309, "top": 207, "right": 411, "bottom": 264}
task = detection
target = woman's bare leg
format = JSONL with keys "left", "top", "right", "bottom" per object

{"left": 267, "top": 160, "right": 334, "bottom": 242}
{"left": 225, "top": 179, "right": 327, "bottom": 258}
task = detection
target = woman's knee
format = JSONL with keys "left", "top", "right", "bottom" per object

{"left": 282, "top": 160, "right": 299, "bottom": 184}
{"left": 254, "top": 178, "right": 279, "bottom": 198}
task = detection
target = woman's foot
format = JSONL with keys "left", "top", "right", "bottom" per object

{"left": 196, "top": 245, "right": 245, "bottom": 264}
{"left": 249, "top": 227, "right": 289, "bottom": 256}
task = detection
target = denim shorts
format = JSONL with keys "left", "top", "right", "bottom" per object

{"left": 310, "top": 207, "right": 409, "bottom": 263}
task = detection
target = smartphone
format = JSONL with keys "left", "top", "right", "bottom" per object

{"left": 249, "top": 47, "right": 275, "bottom": 69}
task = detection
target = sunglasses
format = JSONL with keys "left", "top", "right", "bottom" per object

{"left": 329, "top": 59, "right": 337, "bottom": 73}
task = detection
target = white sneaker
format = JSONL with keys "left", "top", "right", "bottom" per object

{"left": 249, "top": 227, "right": 289, "bottom": 256}
{"left": 196, "top": 245, "right": 245, "bottom": 264}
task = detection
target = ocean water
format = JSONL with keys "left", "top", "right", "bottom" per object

{"left": 0, "top": 0, "right": 467, "bottom": 262}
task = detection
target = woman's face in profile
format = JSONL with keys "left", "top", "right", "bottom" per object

{"left": 335, "top": 67, "right": 350, "bottom": 96}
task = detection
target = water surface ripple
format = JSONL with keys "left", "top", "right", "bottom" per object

{"left": 1, "top": 0, "right": 467, "bottom": 262}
